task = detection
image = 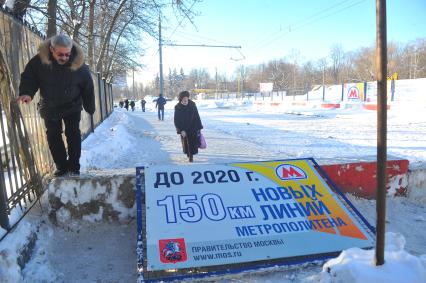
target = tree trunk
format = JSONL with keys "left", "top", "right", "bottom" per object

{"left": 71, "top": 0, "right": 87, "bottom": 44}
{"left": 95, "top": 0, "right": 127, "bottom": 73}
{"left": 46, "top": 0, "right": 57, "bottom": 37}
{"left": 87, "top": 0, "right": 96, "bottom": 70}
{"left": 105, "top": 12, "right": 135, "bottom": 75}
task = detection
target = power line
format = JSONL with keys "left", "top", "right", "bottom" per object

{"left": 163, "top": 43, "right": 241, "bottom": 48}
{"left": 172, "top": 29, "right": 235, "bottom": 46}
{"left": 247, "top": 0, "right": 367, "bottom": 56}
{"left": 248, "top": 0, "right": 353, "bottom": 51}
{"left": 165, "top": 0, "right": 199, "bottom": 41}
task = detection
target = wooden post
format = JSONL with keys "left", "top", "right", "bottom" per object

{"left": 375, "top": 0, "right": 388, "bottom": 266}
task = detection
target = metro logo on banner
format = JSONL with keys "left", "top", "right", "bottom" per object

{"left": 347, "top": 86, "right": 360, "bottom": 99}
{"left": 276, "top": 164, "right": 307, "bottom": 180}
{"left": 136, "top": 158, "right": 375, "bottom": 282}
{"left": 346, "top": 83, "right": 365, "bottom": 101}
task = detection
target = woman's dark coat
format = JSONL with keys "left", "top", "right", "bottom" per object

{"left": 174, "top": 100, "right": 203, "bottom": 156}
{"left": 19, "top": 38, "right": 95, "bottom": 119}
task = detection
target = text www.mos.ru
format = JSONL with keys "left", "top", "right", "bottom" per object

{"left": 193, "top": 251, "right": 242, "bottom": 261}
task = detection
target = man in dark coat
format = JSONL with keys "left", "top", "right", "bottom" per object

{"left": 174, "top": 91, "right": 203, "bottom": 162}
{"left": 124, "top": 98, "right": 129, "bottom": 111}
{"left": 141, "top": 98, "right": 146, "bottom": 112}
{"left": 155, "top": 94, "right": 166, "bottom": 120}
{"left": 17, "top": 34, "right": 95, "bottom": 176}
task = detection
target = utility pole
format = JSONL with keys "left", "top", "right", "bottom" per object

{"left": 237, "top": 71, "right": 240, "bottom": 97}
{"left": 322, "top": 65, "right": 325, "bottom": 101}
{"left": 157, "top": 31, "right": 241, "bottom": 99}
{"left": 375, "top": 0, "right": 387, "bottom": 266}
{"left": 215, "top": 67, "right": 218, "bottom": 99}
{"left": 240, "top": 66, "right": 244, "bottom": 98}
{"left": 132, "top": 68, "right": 135, "bottom": 99}
{"left": 158, "top": 13, "right": 164, "bottom": 97}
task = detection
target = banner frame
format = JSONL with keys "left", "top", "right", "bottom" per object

{"left": 136, "top": 158, "right": 376, "bottom": 282}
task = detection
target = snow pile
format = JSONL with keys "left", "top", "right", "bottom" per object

{"left": 0, "top": 249, "right": 21, "bottom": 283}
{"left": 0, "top": 219, "right": 41, "bottom": 283}
{"left": 0, "top": 204, "right": 29, "bottom": 240}
{"left": 318, "top": 233, "right": 426, "bottom": 283}
{"left": 80, "top": 112, "right": 136, "bottom": 169}
{"left": 80, "top": 111, "right": 171, "bottom": 169}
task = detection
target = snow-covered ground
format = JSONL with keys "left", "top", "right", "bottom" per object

{"left": 2, "top": 88, "right": 426, "bottom": 282}
{"left": 81, "top": 95, "right": 426, "bottom": 169}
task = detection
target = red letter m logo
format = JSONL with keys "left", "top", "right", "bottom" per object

{"left": 347, "top": 87, "right": 359, "bottom": 99}
{"left": 275, "top": 164, "right": 307, "bottom": 180}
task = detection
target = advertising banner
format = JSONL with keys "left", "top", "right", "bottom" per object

{"left": 345, "top": 83, "right": 365, "bottom": 101}
{"left": 138, "top": 158, "right": 374, "bottom": 275}
{"left": 259, "top": 82, "right": 273, "bottom": 92}
{"left": 365, "top": 81, "right": 392, "bottom": 102}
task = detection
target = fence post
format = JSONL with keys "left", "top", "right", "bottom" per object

{"left": 105, "top": 82, "right": 110, "bottom": 117}
{"left": 109, "top": 83, "right": 113, "bottom": 113}
{"left": 322, "top": 85, "right": 325, "bottom": 101}
{"left": 391, "top": 79, "right": 395, "bottom": 101}
{"left": 103, "top": 79, "right": 108, "bottom": 117}
{"left": 90, "top": 114, "right": 94, "bottom": 133}
{"left": 364, "top": 82, "right": 368, "bottom": 101}
{"left": 0, "top": 167, "right": 10, "bottom": 230}
{"left": 108, "top": 83, "right": 112, "bottom": 115}
{"left": 97, "top": 73, "right": 103, "bottom": 122}
{"left": 341, "top": 83, "right": 345, "bottom": 101}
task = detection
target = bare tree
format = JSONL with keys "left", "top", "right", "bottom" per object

{"left": 26, "top": 0, "right": 201, "bottom": 79}
{"left": 87, "top": 0, "right": 95, "bottom": 69}
{"left": 95, "top": 0, "right": 127, "bottom": 73}
{"left": 329, "top": 44, "right": 344, "bottom": 84}
{"left": 352, "top": 47, "right": 375, "bottom": 81}
{"left": 265, "top": 59, "right": 291, "bottom": 90}
{"left": 318, "top": 58, "right": 328, "bottom": 85}
{"left": 415, "top": 38, "right": 426, "bottom": 78}
{"left": 46, "top": 0, "right": 57, "bottom": 37}
{"left": 288, "top": 49, "right": 300, "bottom": 88}
{"left": 300, "top": 61, "right": 315, "bottom": 88}
{"left": 59, "top": 0, "right": 87, "bottom": 42}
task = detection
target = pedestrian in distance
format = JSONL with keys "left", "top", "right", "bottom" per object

{"left": 17, "top": 34, "right": 95, "bottom": 177}
{"left": 124, "top": 98, "right": 129, "bottom": 111}
{"left": 155, "top": 94, "right": 167, "bottom": 120}
{"left": 174, "top": 91, "right": 203, "bottom": 162}
{"left": 119, "top": 100, "right": 124, "bottom": 108}
{"left": 130, "top": 100, "right": 135, "bottom": 111}
{"left": 141, "top": 98, "right": 146, "bottom": 112}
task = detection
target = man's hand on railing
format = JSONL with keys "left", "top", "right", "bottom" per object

{"left": 16, "top": 95, "right": 32, "bottom": 104}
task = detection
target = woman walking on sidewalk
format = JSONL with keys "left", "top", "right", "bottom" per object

{"left": 174, "top": 91, "right": 203, "bottom": 162}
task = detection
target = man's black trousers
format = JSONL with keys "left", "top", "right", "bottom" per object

{"left": 43, "top": 111, "right": 81, "bottom": 172}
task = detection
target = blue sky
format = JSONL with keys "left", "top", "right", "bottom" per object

{"left": 136, "top": 0, "right": 426, "bottom": 84}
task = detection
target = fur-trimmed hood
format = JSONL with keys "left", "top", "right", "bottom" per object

{"left": 38, "top": 38, "right": 85, "bottom": 71}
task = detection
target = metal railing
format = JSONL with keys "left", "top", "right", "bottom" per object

{"left": 0, "top": 10, "right": 113, "bottom": 238}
